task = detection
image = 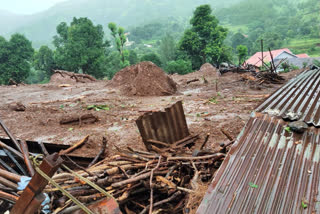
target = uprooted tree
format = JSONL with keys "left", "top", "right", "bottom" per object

{"left": 179, "top": 4, "right": 229, "bottom": 69}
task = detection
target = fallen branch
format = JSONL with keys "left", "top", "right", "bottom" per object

{"left": 59, "top": 135, "right": 89, "bottom": 155}
{"left": 149, "top": 156, "right": 162, "bottom": 214}
{"left": 60, "top": 114, "right": 98, "bottom": 125}
{"left": 167, "top": 153, "right": 225, "bottom": 161}
{"left": 88, "top": 137, "right": 107, "bottom": 167}
{"left": 140, "top": 191, "right": 182, "bottom": 214}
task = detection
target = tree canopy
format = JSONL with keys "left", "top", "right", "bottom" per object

{"left": 179, "top": 4, "right": 228, "bottom": 69}
{"left": 53, "top": 17, "right": 109, "bottom": 78}
{"left": 0, "top": 34, "right": 34, "bottom": 84}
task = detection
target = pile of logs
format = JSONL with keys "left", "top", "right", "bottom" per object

{"left": 240, "top": 71, "right": 285, "bottom": 85}
{"left": 49, "top": 143, "right": 226, "bottom": 213}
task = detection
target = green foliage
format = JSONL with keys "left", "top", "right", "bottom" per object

{"left": 236, "top": 45, "right": 248, "bottom": 65}
{"left": 249, "top": 182, "right": 258, "bottom": 188}
{"left": 53, "top": 17, "right": 108, "bottom": 78}
{"left": 252, "top": 32, "right": 283, "bottom": 53}
{"left": 108, "top": 22, "right": 129, "bottom": 65}
{"left": 179, "top": 5, "right": 228, "bottom": 69}
{"left": 159, "top": 34, "right": 177, "bottom": 66}
{"left": 140, "top": 53, "right": 162, "bottom": 67}
{"left": 128, "top": 50, "right": 139, "bottom": 65}
{"left": 33, "top": 45, "right": 55, "bottom": 78}
{"left": 0, "top": 34, "right": 34, "bottom": 84}
{"left": 86, "top": 104, "right": 110, "bottom": 111}
{"left": 26, "top": 69, "right": 50, "bottom": 84}
{"left": 281, "top": 62, "right": 290, "bottom": 73}
{"left": 208, "top": 97, "right": 218, "bottom": 104}
{"left": 129, "top": 20, "right": 185, "bottom": 44}
{"left": 104, "top": 51, "right": 123, "bottom": 80}
{"left": 313, "top": 59, "right": 320, "bottom": 67}
{"left": 165, "top": 60, "right": 192, "bottom": 75}
{"left": 301, "top": 200, "right": 308, "bottom": 209}
{"left": 284, "top": 126, "right": 292, "bottom": 133}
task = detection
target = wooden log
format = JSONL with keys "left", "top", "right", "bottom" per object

{"left": 0, "top": 177, "right": 18, "bottom": 190}
{"left": 20, "top": 140, "right": 35, "bottom": 176}
{"left": 11, "top": 153, "right": 63, "bottom": 214}
{"left": 59, "top": 135, "right": 89, "bottom": 155}
{"left": 0, "top": 118, "right": 22, "bottom": 152}
{"left": 23, "top": 193, "right": 46, "bottom": 214}
{"left": 0, "top": 140, "right": 23, "bottom": 160}
{"left": 112, "top": 170, "right": 168, "bottom": 188}
{"left": 0, "top": 190, "right": 19, "bottom": 202}
{"left": 139, "top": 191, "right": 182, "bottom": 214}
{"left": 88, "top": 137, "right": 107, "bottom": 167}
{"left": 167, "top": 153, "right": 225, "bottom": 161}
{"left": 60, "top": 114, "right": 98, "bottom": 125}
{"left": 0, "top": 169, "right": 21, "bottom": 182}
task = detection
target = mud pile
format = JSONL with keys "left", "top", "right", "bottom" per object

{"left": 111, "top": 61, "right": 177, "bottom": 96}
{"left": 50, "top": 70, "right": 96, "bottom": 84}
{"left": 199, "top": 63, "right": 218, "bottom": 75}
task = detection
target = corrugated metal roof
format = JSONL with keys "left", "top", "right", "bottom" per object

{"left": 136, "top": 101, "right": 190, "bottom": 150}
{"left": 197, "top": 112, "right": 320, "bottom": 214}
{"left": 256, "top": 68, "right": 320, "bottom": 127}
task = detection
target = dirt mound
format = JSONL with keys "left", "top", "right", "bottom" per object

{"left": 111, "top": 61, "right": 177, "bottom": 96}
{"left": 199, "top": 63, "right": 216, "bottom": 73}
{"left": 50, "top": 70, "right": 96, "bottom": 84}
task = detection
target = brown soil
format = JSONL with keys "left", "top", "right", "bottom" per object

{"left": 0, "top": 68, "right": 299, "bottom": 160}
{"left": 199, "top": 63, "right": 218, "bottom": 75}
{"left": 111, "top": 61, "right": 177, "bottom": 96}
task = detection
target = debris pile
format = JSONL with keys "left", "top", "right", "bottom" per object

{"left": 50, "top": 143, "right": 226, "bottom": 213}
{"left": 0, "top": 101, "right": 234, "bottom": 213}
{"left": 111, "top": 61, "right": 177, "bottom": 96}
{"left": 240, "top": 71, "right": 285, "bottom": 85}
{"left": 50, "top": 70, "right": 96, "bottom": 84}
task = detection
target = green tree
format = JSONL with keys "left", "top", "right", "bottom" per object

{"left": 140, "top": 53, "right": 162, "bottom": 67}
{"left": 128, "top": 50, "right": 139, "bottom": 65}
{"left": 105, "top": 51, "right": 123, "bottom": 80}
{"left": 108, "top": 22, "right": 129, "bottom": 66}
{"left": 165, "top": 60, "right": 192, "bottom": 75}
{"left": 53, "top": 17, "right": 109, "bottom": 78}
{"left": 0, "top": 34, "right": 34, "bottom": 84}
{"left": 236, "top": 45, "right": 248, "bottom": 65}
{"left": 179, "top": 5, "right": 228, "bottom": 69}
{"left": 33, "top": 45, "right": 55, "bottom": 76}
{"left": 159, "top": 34, "right": 177, "bottom": 66}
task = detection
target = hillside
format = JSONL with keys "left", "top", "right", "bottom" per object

{"left": 1, "top": 0, "right": 243, "bottom": 48}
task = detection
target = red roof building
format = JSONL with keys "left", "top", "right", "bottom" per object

{"left": 296, "top": 53, "right": 309, "bottom": 58}
{"left": 245, "top": 48, "right": 297, "bottom": 67}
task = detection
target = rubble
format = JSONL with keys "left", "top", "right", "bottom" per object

{"left": 0, "top": 102, "right": 231, "bottom": 213}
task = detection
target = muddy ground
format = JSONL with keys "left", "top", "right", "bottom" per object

{"left": 0, "top": 69, "right": 300, "bottom": 158}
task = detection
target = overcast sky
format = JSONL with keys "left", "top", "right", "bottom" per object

{"left": 0, "top": 0, "right": 67, "bottom": 14}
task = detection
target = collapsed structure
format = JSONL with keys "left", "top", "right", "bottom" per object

{"left": 197, "top": 66, "right": 320, "bottom": 213}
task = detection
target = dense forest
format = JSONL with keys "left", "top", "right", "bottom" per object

{"left": 0, "top": 0, "right": 319, "bottom": 85}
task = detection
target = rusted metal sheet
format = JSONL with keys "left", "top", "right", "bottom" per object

{"left": 197, "top": 113, "right": 320, "bottom": 214}
{"left": 136, "top": 101, "right": 190, "bottom": 150}
{"left": 256, "top": 68, "right": 320, "bottom": 126}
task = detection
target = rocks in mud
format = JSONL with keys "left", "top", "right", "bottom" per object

{"left": 111, "top": 61, "right": 177, "bottom": 96}
{"left": 9, "top": 102, "right": 26, "bottom": 111}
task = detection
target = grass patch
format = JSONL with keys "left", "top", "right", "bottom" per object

{"left": 284, "top": 38, "right": 320, "bottom": 57}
